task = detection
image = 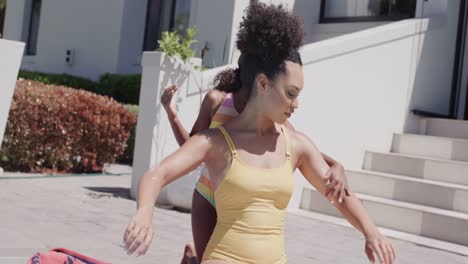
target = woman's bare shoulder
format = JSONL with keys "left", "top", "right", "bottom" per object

{"left": 195, "top": 126, "right": 232, "bottom": 161}
{"left": 285, "top": 126, "right": 320, "bottom": 156}
{"left": 204, "top": 89, "right": 226, "bottom": 111}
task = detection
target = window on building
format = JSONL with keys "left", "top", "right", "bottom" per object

{"left": 320, "top": 0, "right": 417, "bottom": 23}
{"left": 143, "top": 0, "right": 191, "bottom": 51}
{"left": 0, "top": 0, "right": 6, "bottom": 38}
{"left": 26, "top": 0, "right": 42, "bottom": 55}
{"left": 171, "top": 0, "right": 191, "bottom": 36}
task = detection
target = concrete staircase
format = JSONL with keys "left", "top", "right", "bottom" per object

{"left": 300, "top": 118, "right": 468, "bottom": 247}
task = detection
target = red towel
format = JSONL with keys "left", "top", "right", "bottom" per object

{"left": 27, "top": 248, "right": 110, "bottom": 264}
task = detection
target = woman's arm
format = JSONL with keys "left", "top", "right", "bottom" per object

{"left": 161, "top": 86, "right": 222, "bottom": 146}
{"left": 294, "top": 131, "right": 396, "bottom": 264}
{"left": 124, "top": 130, "right": 215, "bottom": 256}
{"left": 294, "top": 132, "right": 372, "bottom": 233}
{"left": 284, "top": 121, "right": 350, "bottom": 200}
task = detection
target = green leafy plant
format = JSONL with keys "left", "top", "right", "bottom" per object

{"left": 158, "top": 27, "right": 198, "bottom": 62}
{"left": 116, "top": 104, "right": 139, "bottom": 165}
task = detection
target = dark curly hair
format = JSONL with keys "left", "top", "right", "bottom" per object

{"left": 214, "top": 0, "right": 304, "bottom": 95}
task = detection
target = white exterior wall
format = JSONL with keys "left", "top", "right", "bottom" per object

{"left": 115, "top": 0, "right": 147, "bottom": 75}
{"left": 189, "top": 0, "right": 240, "bottom": 68}
{"left": 291, "top": 0, "right": 322, "bottom": 43}
{"left": 130, "top": 52, "right": 206, "bottom": 204}
{"left": 218, "top": 0, "right": 407, "bottom": 62}
{"left": 3, "top": 0, "right": 145, "bottom": 80}
{"left": 0, "top": 39, "right": 24, "bottom": 149}
{"left": 2, "top": 0, "right": 28, "bottom": 42}
{"left": 288, "top": 19, "right": 425, "bottom": 207}
{"left": 409, "top": 0, "right": 461, "bottom": 117}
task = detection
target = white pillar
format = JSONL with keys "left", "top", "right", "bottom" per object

{"left": 0, "top": 39, "right": 25, "bottom": 174}
{"left": 130, "top": 51, "right": 204, "bottom": 209}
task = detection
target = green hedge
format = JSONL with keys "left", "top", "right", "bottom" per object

{"left": 0, "top": 80, "right": 136, "bottom": 173}
{"left": 99, "top": 74, "right": 141, "bottom": 105}
{"left": 18, "top": 71, "right": 142, "bottom": 105}
{"left": 116, "top": 104, "right": 139, "bottom": 165}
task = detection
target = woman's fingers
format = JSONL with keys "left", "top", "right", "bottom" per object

{"left": 135, "top": 228, "right": 154, "bottom": 256}
{"left": 325, "top": 179, "right": 338, "bottom": 197}
{"left": 125, "top": 225, "right": 140, "bottom": 254}
{"left": 166, "top": 85, "right": 176, "bottom": 91}
{"left": 386, "top": 241, "right": 396, "bottom": 264}
{"left": 332, "top": 183, "right": 342, "bottom": 203}
{"left": 365, "top": 245, "right": 376, "bottom": 263}
{"left": 161, "top": 85, "right": 177, "bottom": 104}
{"left": 379, "top": 242, "right": 390, "bottom": 264}
{"left": 127, "top": 226, "right": 147, "bottom": 255}
{"left": 366, "top": 233, "right": 396, "bottom": 264}
{"left": 325, "top": 180, "right": 345, "bottom": 204}
{"left": 123, "top": 220, "right": 136, "bottom": 244}
{"left": 344, "top": 186, "right": 351, "bottom": 196}
{"left": 370, "top": 242, "right": 385, "bottom": 264}
{"left": 338, "top": 185, "right": 345, "bottom": 204}
{"left": 390, "top": 242, "right": 397, "bottom": 261}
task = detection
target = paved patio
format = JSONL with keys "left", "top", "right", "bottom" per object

{"left": 1, "top": 173, "right": 467, "bottom": 263}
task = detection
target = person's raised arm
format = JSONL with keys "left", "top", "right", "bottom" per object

{"left": 161, "top": 85, "right": 222, "bottom": 146}
{"left": 294, "top": 131, "right": 396, "bottom": 264}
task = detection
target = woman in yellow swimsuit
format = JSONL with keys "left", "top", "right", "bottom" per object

{"left": 162, "top": 57, "right": 350, "bottom": 263}
{"left": 124, "top": 2, "right": 396, "bottom": 263}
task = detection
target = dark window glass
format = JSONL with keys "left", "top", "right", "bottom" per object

{"left": 26, "top": 0, "right": 42, "bottom": 55}
{"left": 143, "top": 0, "right": 191, "bottom": 51}
{"left": 0, "top": 0, "right": 6, "bottom": 38}
{"left": 320, "top": 0, "right": 416, "bottom": 23}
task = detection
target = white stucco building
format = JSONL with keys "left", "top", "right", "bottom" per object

{"left": 3, "top": 0, "right": 468, "bottom": 251}
{"left": 1, "top": 0, "right": 467, "bottom": 118}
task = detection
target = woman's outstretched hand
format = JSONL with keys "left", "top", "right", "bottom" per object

{"left": 123, "top": 207, "right": 154, "bottom": 256}
{"left": 364, "top": 231, "right": 396, "bottom": 264}
{"left": 161, "top": 85, "right": 178, "bottom": 118}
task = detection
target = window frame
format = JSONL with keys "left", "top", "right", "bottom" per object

{"left": 319, "top": 0, "right": 416, "bottom": 24}
{"left": 0, "top": 1, "right": 5, "bottom": 38}
{"left": 25, "top": 0, "right": 42, "bottom": 56}
{"left": 142, "top": 0, "right": 191, "bottom": 52}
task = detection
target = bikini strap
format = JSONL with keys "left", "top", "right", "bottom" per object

{"left": 217, "top": 126, "right": 238, "bottom": 157}
{"left": 281, "top": 125, "right": 291, "bottom": 159}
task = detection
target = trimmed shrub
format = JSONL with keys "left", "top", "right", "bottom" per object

{"left": 0, "top": 79, "right": 137, "bottom": 173}
{"left": 18, "top": 71, "right": 99, "bottom": 94}
{"left": 99, "top": 74, "right": 141, "bottom": 105}
{"left": 116, "top": 104, "right": 138, "bottom": 165}
{"left": 18, "top": 71, "right": 142, "bottom": 105}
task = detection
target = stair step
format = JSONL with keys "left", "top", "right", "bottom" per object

{"left": 392, "top": 133, "right": 468, "bottom": 162}
{"left": 288, "top": 208, "right": 468, "bottom": 256}
{"left": 301, "top": 188, "right": 468, "bottom": 246}
{"left": 364, "top": 151, "right": 468, "bottom": 185}
{"left": 421, "top": 118, "right": 468, "bottom": 140}
{"left": 347, "top": 169, "right": 468, "bottom": 213}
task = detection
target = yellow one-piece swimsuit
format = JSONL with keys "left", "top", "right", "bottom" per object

{"left": 202, "top": 125, "right": 294, "bottom": 264}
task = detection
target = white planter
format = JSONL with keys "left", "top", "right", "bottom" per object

{"left": 0, "top": 39, "right": 25, "bottom": 151}
{"left": 131, "top": 52, "right": 204, "bottom": 210}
